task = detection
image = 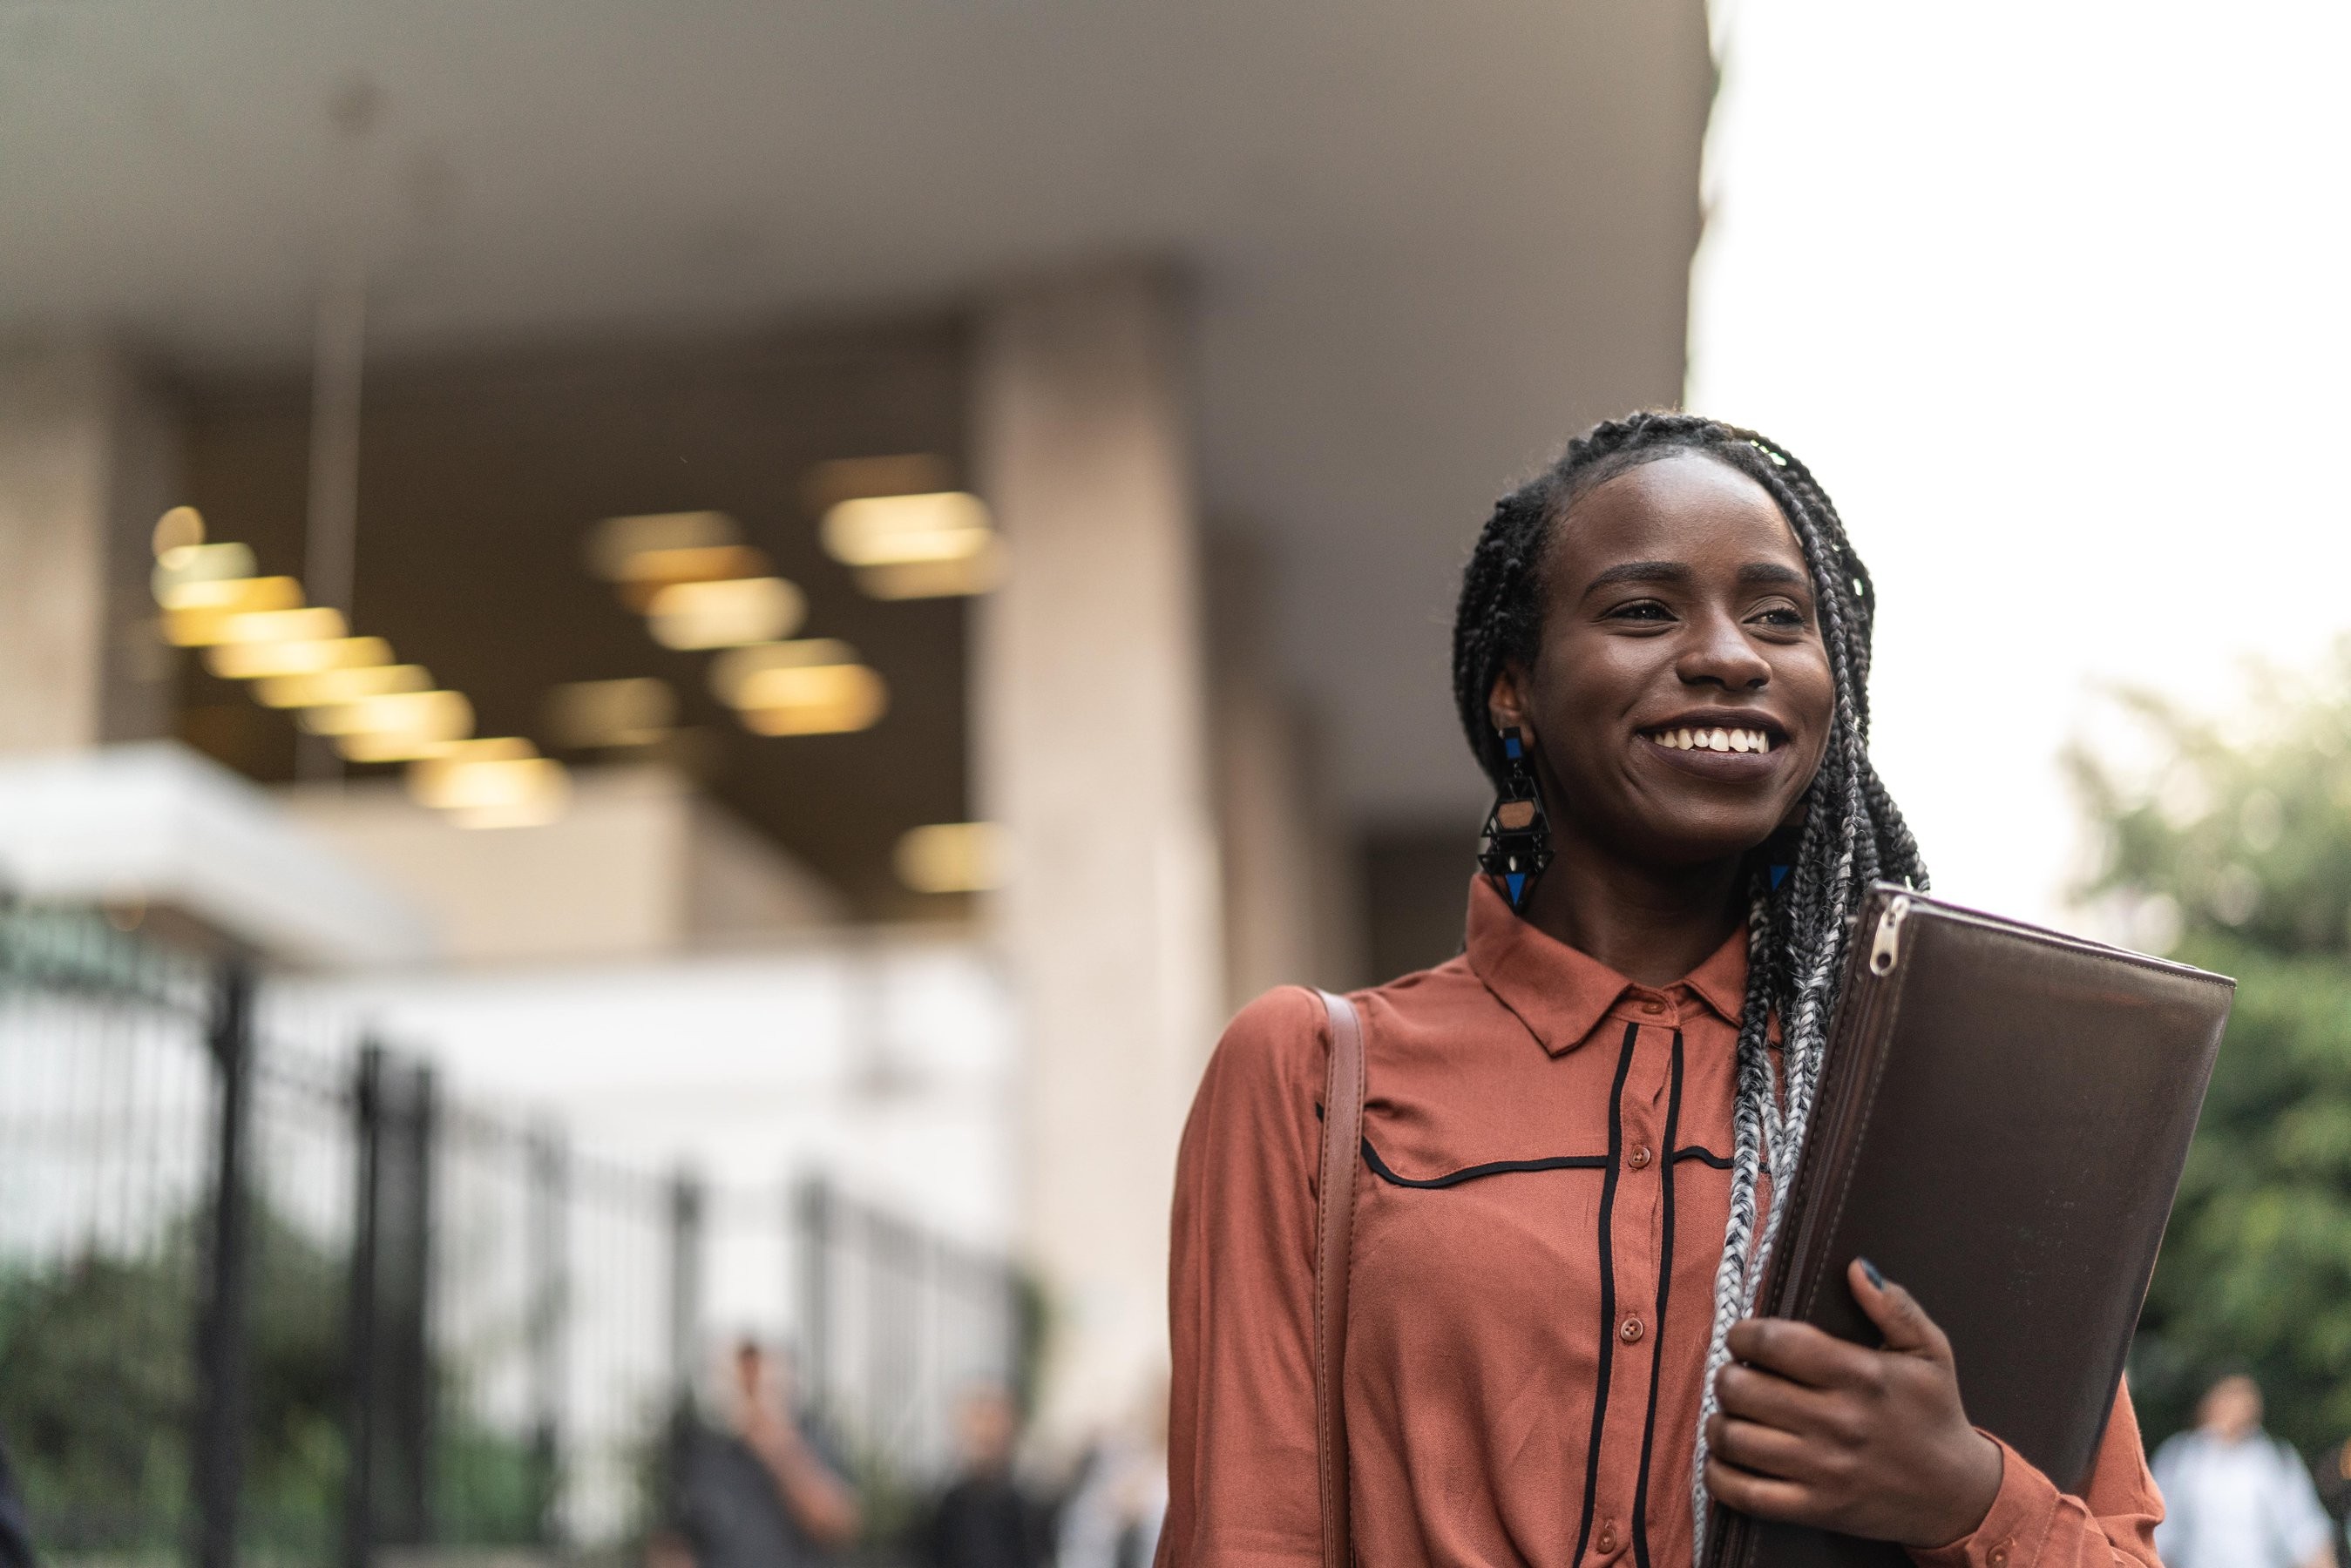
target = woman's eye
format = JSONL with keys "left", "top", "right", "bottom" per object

{"left": 1605, "top": 600, "right": 1674, "bottom": 622}
{"left": 1750, "top": 605, "right": 1806, "bottom": 629}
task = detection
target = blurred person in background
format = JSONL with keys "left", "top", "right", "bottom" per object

{"left": 919, "top": 1382, "right": 1049, "bottom": 1568}
{"left": 1059, "top": 1385, "right": 1166, "bottom": 1568}
{"left": 651, "top": 1338, "right": 862, "bottom": 1568}
{"left": 1161, "top": 414, "right": 2167, "bottom": 1566}
{"left": 2154, "top": 1374, "right": 2335, "bottom": 1568}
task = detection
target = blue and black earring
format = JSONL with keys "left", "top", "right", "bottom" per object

{"left": 1478, "top": 727, "right": 1554, "bottom": 911}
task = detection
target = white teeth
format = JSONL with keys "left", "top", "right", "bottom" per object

{"left": 1651, "top": 726, "right": 1774, "bottom": 754}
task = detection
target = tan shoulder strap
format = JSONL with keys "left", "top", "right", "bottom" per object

{"left": 1313, "top": 988, "right": 1366, "bottom": 1568}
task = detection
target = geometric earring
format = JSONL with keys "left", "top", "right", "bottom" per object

{"left": 1477, "top": 727, "right": 1554, "bottom": 912}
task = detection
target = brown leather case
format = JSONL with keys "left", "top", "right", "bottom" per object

{"left": 1707, "top": 885, "right": 2232, "bottom": 1568}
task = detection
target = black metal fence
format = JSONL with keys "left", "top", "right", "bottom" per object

{"left": 0, "top": 903, "right": 1025, "bottom": 1565}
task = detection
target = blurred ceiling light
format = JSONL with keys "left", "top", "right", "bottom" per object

{"left": 545, "top": 677, "right": 676, "bottom": 748}
{"left": 301, "top": 687, "right": 472, "bottom": 741}
{"left": 152, "top": 506, "right": 206, "bottom": 557}
{"left": 160, "top": 573, "right": 305, "bottom": 615}
{"left": 613, "top": 544, "right": 773, "bottom": 611}
{"left": 854, "top": 538, "right": 1006, "bottom": 601}
{"left": 209, "top": 605, "right": 347, "bottom": 646}
{"left": 254, "top": 663, "right": 431, "bottom": 709}
{"left": 893, "top": 821, "right": 1005, "bottom": 895}
{"left": 407, "top": 751, "right": 568, "bottom": 831}
{"left": 586, "top": 510, "right": 738, "bottom": 579}
{"left": 647, "top": 576, "right": 804, "bottom": 650}
{"left": 802, "top": 453, "right": 956, "bottom": 514}
{"left": 707, "top": 639, "right": 858, "bottom": 707}
{"left": 207, "top": 634, "right": 391, "bottom": 681}
{"left": 736, "top": 662, "right": 888, "bottom": 736}
{"left": 821, "top": 491, "right": 994, "bottom": 568}
{"left": 152, "top": 541, "right": 259, "bottom": 602}
{"left": 162, "top": 579, "right": 308, "bottom": 643}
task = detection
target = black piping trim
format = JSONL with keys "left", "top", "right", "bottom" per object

{"left": 1630, "top": 1031, "right": 1686, "bottom": 1568}
{"left": 1674, "top": 1146, "right": 1733, "bottom": 1170}
{"left": 1572, "top": 1022, "right": 1640, "bottom": 1568}
{"left": 1360, "top": 1142, "right": 1608, "bottom": 1188}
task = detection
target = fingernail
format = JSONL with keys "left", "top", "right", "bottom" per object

{"left": 1859, "top": 1256, "right": 1885, "bottom": 1289}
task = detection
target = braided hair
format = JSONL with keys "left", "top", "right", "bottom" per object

{"left": 1449, "top": 411, "right": 1926, "bottom": 1555}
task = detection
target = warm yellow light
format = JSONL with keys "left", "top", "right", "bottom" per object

{"left": 210, "top": 605, "right": 347, "bottom": 646}
{"left": 614, "top": 545, "right": 774, "bottom": 612}
{"left": 160, "top": 574, "right": 305, "bottom": 615}
{"left": 894, "top": 822, "right": 1005, "bottom": 894}
{"left": 162, "top": 579, "right": 308, "bottom": 643}
{"left": 545, "top": 677, "right": 676, "bottom": 748}
{"left": 301, "top": 688, "right": 472, "bottom": 740}
{"left": 152, "top": 542, "right": 260, "bottom": 606}
{"left": 803, "top": 453, "right": 956, "bottom": 514}
{"left": 737, "top": 663, "right": 888, "bottom": 736}
{"left": 207, "top": 635, "right": 390, "bottom": 681}
{"left": 707, "top": 639, "right": 858, "bottom": 707}
{"left": 821, "top": 491, "right": 994, "bottom": 567}
{"left": 152, "top": 507, "right": 207, "bottom": 558}
{"left": 341, "top": 734, "right": 462, "bottom": 764}
{"left": 586, "top": 510, "right": 738, "bottom": 579}
{"left": 647, "top": 576, "right": 804, "bottom": 650}
{"left": 407, "top": 751, "right": 565, "bottom": 816}
{"left": 254, "top": 664, "right": 431, "bottom": 709}
{"left": 855, "top": 537, "right": 1006, "bottom": 600}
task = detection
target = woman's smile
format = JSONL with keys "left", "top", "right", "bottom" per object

{"left": 1637, "top": 708, "right": 1791, "bottom": 780}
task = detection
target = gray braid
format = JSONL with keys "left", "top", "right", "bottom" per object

{"left": 1445, "top": 413, "right": 1927, "bottom": 1561}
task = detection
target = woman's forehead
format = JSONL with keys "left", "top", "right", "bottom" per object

{"left": 1552, "top": 450, "right": 1803, "bottom": 571}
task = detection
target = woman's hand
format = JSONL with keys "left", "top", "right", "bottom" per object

{"left": 1704, "top": 1258, "right": 2004, "bottom": 1548}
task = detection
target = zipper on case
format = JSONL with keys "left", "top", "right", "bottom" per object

{"left": 1867, "top": 894, "right": 1913, "bottom": 977}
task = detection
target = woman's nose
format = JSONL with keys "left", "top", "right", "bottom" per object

{"left": 1677, "top": 614, "right": 1771, "bottom": 690}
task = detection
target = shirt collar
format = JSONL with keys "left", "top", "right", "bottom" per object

{"left": 1462, "top": 875, "right": 1750, "bottom": 1055}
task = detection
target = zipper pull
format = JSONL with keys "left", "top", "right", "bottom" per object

{"left": 1868, "top": 895, "right": 1913, "bottom": 977}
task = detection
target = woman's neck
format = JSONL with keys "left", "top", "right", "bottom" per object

{"left": 1518, "top": 841, "right": 1746, "bottom": 988}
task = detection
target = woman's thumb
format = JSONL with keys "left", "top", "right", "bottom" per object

{"left": 1850, "top": 1256, "right": 1942, "bottom": 1355}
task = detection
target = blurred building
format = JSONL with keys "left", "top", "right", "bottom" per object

{"left": 0, "top": 1, "right": 1709, "bottom": 1440}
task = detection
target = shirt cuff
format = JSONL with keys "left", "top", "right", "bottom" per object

{"left": 1909, "top": 1432, "right": 2056, "bottom": 1568}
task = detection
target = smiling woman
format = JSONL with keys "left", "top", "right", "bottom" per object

{"left": 1158, "top": 413, "right": 2165, "bottom": 1568}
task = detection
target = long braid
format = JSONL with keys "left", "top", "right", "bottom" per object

{"left": 1447, "top": 413, "right": 1927, "bottom": 1561}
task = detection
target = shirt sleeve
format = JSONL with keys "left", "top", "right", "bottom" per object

{"left": 1156, "top": 986, "right": 1331, "bottom": 1568}
{"left": 1911, "top": 1382, "right": 2165, "bottom": 1568}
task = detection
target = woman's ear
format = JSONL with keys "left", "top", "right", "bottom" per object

{"left": 1487, "top": 665, "right": 1533, "bottom": 735}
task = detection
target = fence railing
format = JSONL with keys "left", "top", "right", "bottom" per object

{"left": 0, "top": 902, "right": 1025, "bottom": 1565}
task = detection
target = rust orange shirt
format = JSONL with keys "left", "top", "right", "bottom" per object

{"left": 1162, "top": 876, "right": 2164, "bottom": 1568}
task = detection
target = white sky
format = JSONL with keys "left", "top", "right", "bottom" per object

{"left": 1688, "top": 1, "right": 2351, "bottom": 931}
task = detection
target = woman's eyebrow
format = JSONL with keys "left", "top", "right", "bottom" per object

{"left": 1582, "top": 560, "right": 1689, "bottom": 596}
{"left": 1739, "top": 562, "right": 1809, "bottom": 587}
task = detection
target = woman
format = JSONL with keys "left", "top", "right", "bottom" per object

{"left": 1159, "top": 414, "right": 2162, "bottom": 1568}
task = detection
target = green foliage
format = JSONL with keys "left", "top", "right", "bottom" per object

{"left": 2071, "top": 644, "right": 2351, "bottom": 1455}
{"left": 0, "top": 1199, "right": 552, "bottom": 1556}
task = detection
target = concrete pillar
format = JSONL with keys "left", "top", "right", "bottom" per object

{"left": 972, "top": 267, "right": 1223, "bottom": 1439}
{"left": 0, "top": 340, "right": 181, "bottom": 752}
{"left": 1209, "top": 533, "right": 1365, "bottom": 1009}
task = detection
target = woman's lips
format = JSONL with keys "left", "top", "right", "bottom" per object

{"left": 1639, "top": 725, "right": 1785, "bottom": 780}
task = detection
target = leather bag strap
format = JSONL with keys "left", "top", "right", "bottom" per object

{"left": 1313, "top": 988, "right": 1366, "bottom": 1568}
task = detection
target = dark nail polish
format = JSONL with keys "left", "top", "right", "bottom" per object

{"left": 1859, "top": 1256, "right": 1885, "bottom": 1289}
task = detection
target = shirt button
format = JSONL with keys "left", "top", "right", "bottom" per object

{"left": 1596, "top": 1522, "right": 1619, "bottom": 1554}
{"left": 1639, "top": 997, "right": 1666, "bottom": 1014}
{"left": 1628, "top": 1146, "right": 1653, "bottom": 1169}
{"left": 1989, "top": 1546, "right": 2009, "bottom": 1568}
{"left": 1619, "top": 1315, "right": 1644, "bottom": 1343}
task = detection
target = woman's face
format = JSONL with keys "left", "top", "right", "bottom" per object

{"left": 1488, "top": 451, "right": 1835, "bottom": 869}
